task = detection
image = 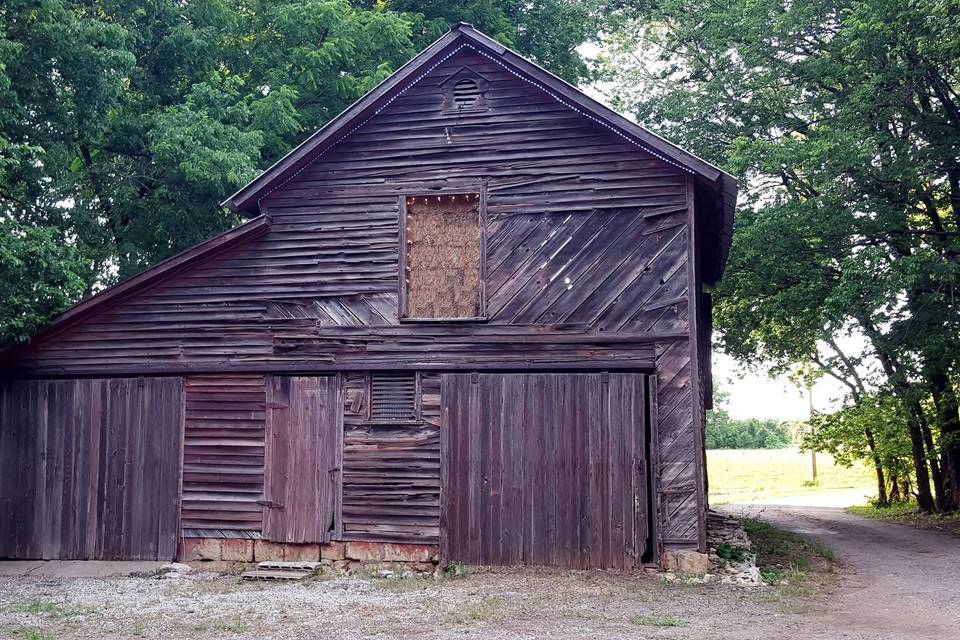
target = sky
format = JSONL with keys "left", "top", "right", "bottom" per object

{"left": 714, "top": 351, "right": 848, "bottom": 421}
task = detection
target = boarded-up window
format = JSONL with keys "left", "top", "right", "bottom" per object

{"left": 403, "top": 193, "right": 482, "bottom": 319}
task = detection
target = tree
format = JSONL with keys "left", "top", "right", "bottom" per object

{"left": 602, "top": 0, "right": 960, "bottom": 510}
{"left": 0, "top": 0, "right": 608, "bottom": 342}
{"left": 706, "top": 388, "right": 792, "bottom": 450}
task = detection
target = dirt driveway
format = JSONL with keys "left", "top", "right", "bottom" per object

{"left": 726, "top": 503, "right": 960, "bottom": 640}
{"left": 1, "top": 506, "right": 957, "bottom": 640}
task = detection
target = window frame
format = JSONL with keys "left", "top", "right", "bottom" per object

{"left": 363, "top": 371, "right": 422, "bottom": 424}
{"left": 398, "top": 186, "right": 488, "bottom": 322}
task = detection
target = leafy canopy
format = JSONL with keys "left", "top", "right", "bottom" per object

{"left": 0, "top": 0, "right": 609, "bottom": 343}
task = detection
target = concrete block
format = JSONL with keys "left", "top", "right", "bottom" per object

{"left": 321, "top": 541, "right": 346, "bottom": 561}
{"left": 254, "top": 540, "right": 285, "bottom": 562}
{"left": 179, "top": 538, "right": 221, "bottom": 562}
{"left": 661, "top": 549, "right": 710, "bottom": 575}
{"left": 220, "top": 539, "right": 254, "bottom": 562}
{"left": 345, "top": 541, "right": 381, "bottom": 562}
{"left": 283, "top": 543, "right": 320, "bottom": 562}
{"left": 380, "top": 543, "right": 435, "bottom": 563}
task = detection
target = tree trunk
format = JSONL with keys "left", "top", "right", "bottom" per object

{"left": 931, "top": 373, "right": 960, "bottom": 512}
{"left": 859, "top": 319, "right": 936, "bottom": 512}
{"left": 864, "top": 426, "right": 889, "bottom": 507}
{"left": 889, "top": 471, "right": 902, "bottom": 503}
{"left": 914, "top": 400, "right": 945, "bottom": 511}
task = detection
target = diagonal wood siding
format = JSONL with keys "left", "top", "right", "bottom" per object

{"left": 5, "top": 48, "right": 688, "bottom": 378}
{"left": 0, "top": 378, "right": 183, "bottom": 560}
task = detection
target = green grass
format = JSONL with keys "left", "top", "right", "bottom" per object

{"left": 5, "top": 626, "right": 53, "bottom": 640}
{"left": 443, "top": 597, "right": 503, "bottom": 625}
{"left": 708, "top": 447, "right": 875, "bottom": 504}
{"left": 741, "top": 518, "right": 835, "bottom": 589}
{"left": 10, "top": 599, "right": 96, "bottom": 619}
{"left": 849, "top": 501, "right": 960, "bottom": 536}
{"left": 629, "top": 615, "right": 688, "bottom": 627}
{"left": 213, "top": 619, "right": 250, "bottom": 634}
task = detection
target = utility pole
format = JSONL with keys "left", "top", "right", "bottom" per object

{"left": 808, "top": 381, "right": 817, "bottom": 483}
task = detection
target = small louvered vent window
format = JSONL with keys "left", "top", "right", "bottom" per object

{"left": 453, "top": 79, "right": 480, "bottom": 108}
{"left": 369, "top": 373, "right": 417, "bottom": 420}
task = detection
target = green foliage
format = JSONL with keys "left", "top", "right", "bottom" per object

{"left": 706, "top": 390, "right": 792, "bottom": 449}
{"left": 741, "top": 518, "right": 834, "bottom": 588}
{"left": 0, "top": 0, "right": 608, "bottom": 343}
{"left": 602, "top": 0, "right": 960, "bottom": 510}
{"left": 706, "top": 415, "right": 792, "bottom": 450}
{"left": 715, "top": 543, "right": 747, "bottom": 563}
{"left": 806, "top": 393, "right": 913, "bottom": 477}
{"left": 0, "top": 220, "right": 88, "bottom": 343}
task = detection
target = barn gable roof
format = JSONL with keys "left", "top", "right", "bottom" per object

{"left": 1, "top": 215, "right": 271, "bottom": 356}
{"left": 223, "top": 23, "right": 737, "bottom": 284}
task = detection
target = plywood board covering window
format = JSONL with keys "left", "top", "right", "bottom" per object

{"left": 403, "top": 193, "right": 482, "bottom": 319}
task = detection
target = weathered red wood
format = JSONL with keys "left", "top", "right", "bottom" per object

{"left": 181, "top": 375, "right": 266, "bottom": 534}
{"left": 0, "top": 378, "right": 182, "bottom": 560}
{"left": 0, "top": 26, "right": 725, "bottom": 558}
{"left": 441, "top": 372, "right": 648, "bottom": 569}
{"left": 263, "top": 376, "right": 338, "bottom": 543}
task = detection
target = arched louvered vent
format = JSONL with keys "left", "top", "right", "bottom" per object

{"left": 440, "top": 67, "right": 489, "bottom": 113}
{"left": 453, "top": 79, "right": 480, "bottom": 108}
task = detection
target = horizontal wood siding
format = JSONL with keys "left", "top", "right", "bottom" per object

{"left": 341, "top": 372, "right": 441, "bottom": 543}
{"left": 442, "top": 372, "right": 648, "bottom": 569}
{"left": 181, "top": 375, "right": 266, "bottom": 535}
{"left": 0, "top": 378, "right": 183, "bottom": 560}
{"left": 5, "top": 48, "right": 687, "bottom": 378}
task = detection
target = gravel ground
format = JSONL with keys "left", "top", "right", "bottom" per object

{"left": 727, "top": 504, "right": 960, "bottom": 640}
{"left": 0, "top": 563, "right": 863, "bottom": 640}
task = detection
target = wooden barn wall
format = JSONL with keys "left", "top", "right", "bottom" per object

{"left": 3, "top": 47, "right": 705, "bottom": 550}
{"left": 181, "top": 375, "right": 266, "bottom": 538}
{"left": 6, "top": 48, "right": 688, "bottom": 378}
{"left": 441, "top": 372, "right": 649, "bottom": 569}
{"left": 0, "top": 377, "right": 183, "bottom": 560}
{"left": 263, "top": 375, "right": 340, "bottom": 544}
{"left": 340, "top": 372, "right": 441, "bottom": 544}
{"left": 653, "top": 339, "right": 704, "bottom": 548}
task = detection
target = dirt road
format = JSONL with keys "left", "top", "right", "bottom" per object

{"left": 726, "top": 504, "right": 960, "bottom": 640}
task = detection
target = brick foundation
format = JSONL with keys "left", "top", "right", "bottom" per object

{"left": 177, "top": 538, "right": 440, "bottom": 573}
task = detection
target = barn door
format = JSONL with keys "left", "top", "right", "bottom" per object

{"left": 263, "top": 376, "right": 340, "bottom": 543}
{"left": 441, "top": 372, "right": 648, "bottom": 569}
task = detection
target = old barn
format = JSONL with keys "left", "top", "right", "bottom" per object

{"left": 0, "top": 24, "right": 735, "bottom": 569}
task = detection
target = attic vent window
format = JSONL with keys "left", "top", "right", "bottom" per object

{"left": 452, "top": 79, "right": 480, "bottom": 108}
{"left": 440, "top": 67, "right": 489, "bottom": 113}
{"left": 369, "top": 373, "right": 418, "bottom": 421}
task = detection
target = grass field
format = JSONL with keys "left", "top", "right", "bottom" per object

{"left": 708, "top": 447, "right": 876, "bottom": 504}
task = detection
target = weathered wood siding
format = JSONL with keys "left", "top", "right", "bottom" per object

{"left": 340, "top": 372, "right": 441, "bottom": 543}
{"left": 1, "top": 45, "right": 707, "bottom": 552}
{"left": 0, "top": 377, "right": 183, "bottom": 560}
{"left": 5, "top": 48, "right": 688, "bottom": 378}
{"left": 181, "top": 375, "right": 266, "bottom": 536}
{"left": 263, "top": 375, "right": 339, "bottom": 543}
{"left": 442, "top": 372, "right": 649, "bottom": 569}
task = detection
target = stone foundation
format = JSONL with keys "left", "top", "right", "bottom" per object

{"left": 177, "top": 538, "right": 440, "bottom": 574}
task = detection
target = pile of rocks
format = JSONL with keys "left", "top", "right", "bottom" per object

{"left": 706, "top": 510, "right": 762, "bottom": 586}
